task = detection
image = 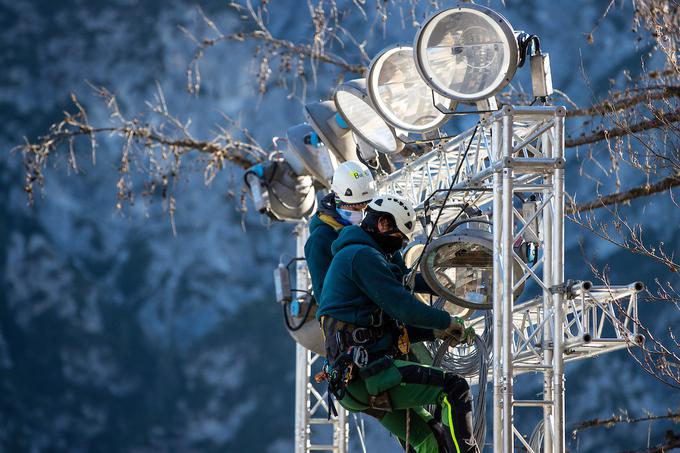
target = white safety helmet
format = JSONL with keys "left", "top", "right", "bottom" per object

{"left": 367, "top": 194, "right": 417, "bottom": 239}
{"left": 331, "top": 160, "right": 376, "bottom": 205}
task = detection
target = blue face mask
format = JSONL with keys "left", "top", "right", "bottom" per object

{"left": 337, "top": 208, "right": 364, "bottom": 225}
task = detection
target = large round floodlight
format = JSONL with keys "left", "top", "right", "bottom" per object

{"left": 304, "top": 101, "right": 358, "bottom": 163}
{"left": 414, "top": 4, "right": 518, "bottom": 102}
{"left": 334, "top": 79, "right": 403, "bottom": 154}
{"left": 285, "top": 123, "right": 336, "bottom": 189}
{"left": 367, "top": 45, "right": 451, "bottom": 133}
{"left": 404, "top": 240, "right": 470, "bottom": 318}
{"left": 420, "top": 224, "right": 525, "bottom": 310}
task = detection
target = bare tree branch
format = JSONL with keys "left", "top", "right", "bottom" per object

{"left": 16, "top": 88, "right": 266, "bottom": 208}
{"left": 622, "top": 430, "right": 680, "bottom": 453}
{"left": 566, "top": 108, "right": 680, "bottom": 147}
{"left": 183, "top": 4, "right": 367, "bottom": 96}
{"left": 567, "top": 174, "right": 680, "bottom": 213}
{"left": 190, "top": 29, "right": 365, "bottom": 77}
{"left": 566, "top": 86, "right": 680, "bottom": 117}
{"left": 572, "top": 410, "right": 680, "bottom": 436}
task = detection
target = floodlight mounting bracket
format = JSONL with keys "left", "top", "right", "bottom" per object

{"left": 431, "top": 90, "right": 500, "bottom": 116}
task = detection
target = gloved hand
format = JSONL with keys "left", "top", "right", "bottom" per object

{"left": 434, "top": 316, "right": 476, "bottom": 346}
{"left": 462, "top": 326, "right": 476, "bottom": 347}
{"left": 434, "top": 316, "right": 465, "bottom": 342}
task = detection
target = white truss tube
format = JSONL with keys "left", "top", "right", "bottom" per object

{"left": 373, "top": 106, "right": 642, "bottom": 452}
{"left": 293, "top": 224, "right": 349, "bottom": 453}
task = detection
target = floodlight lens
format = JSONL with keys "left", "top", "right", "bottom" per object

{"left": 428, "top": 241, "right": 493, "bottom": 306}
{"left": 368, "top": 46, "right": 449, "bottom": 132}
{"left": 334, "top": 79, "right": 400, "bottom": 154}
{"left": 421, "top": 228, "right": 527, "bottom": 310}
{"left": 415, "top": 5, "right": 518, "bottom": 101}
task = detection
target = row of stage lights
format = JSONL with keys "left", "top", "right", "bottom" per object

{"left": 249, "top": 4, "right": 553, "bottom": 322}
{"left": 245, "top": 3, "right": 553, "bottom": 222}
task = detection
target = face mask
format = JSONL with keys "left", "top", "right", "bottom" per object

{"left": 369, "top": 231, "right": 405, "bottom": 255}
{"left": 337, "top": 208, "right": 364, "bottom": 225}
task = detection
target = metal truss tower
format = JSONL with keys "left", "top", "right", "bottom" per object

{"left": 292, "top": 105, "right": 643, "bottom": 452}
{"left": 293, "top": 224, "right": 349, "bottom": 453}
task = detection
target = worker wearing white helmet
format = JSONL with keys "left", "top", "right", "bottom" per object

{"left": 304, "top": 160, "right": 376, "bottom": 302}
{"left": 317, "top": 193, "right": 478, "bottom": 453}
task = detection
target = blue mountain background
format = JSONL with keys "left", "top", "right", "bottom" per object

{"left": 1, "top": 0, "right": 678, "bottom": 452}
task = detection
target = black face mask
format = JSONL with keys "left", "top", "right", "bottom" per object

{"left": 366, "top": 229, "right": 405, "bottom": 255}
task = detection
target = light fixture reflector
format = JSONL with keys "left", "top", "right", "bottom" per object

{"left": 334, "top": 79, "right": 401, "bottom": 154}
{"left": 414, "top": 4, "right": 518, "bottom": 102}
{"left": 368, "top": 45, "right": 450, "bottom": 132}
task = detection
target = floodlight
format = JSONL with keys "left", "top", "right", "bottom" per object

{"left": 304, "top": 101, "right": 358, "bottom": 163}
{"left": 420, "top": 222, "right": 525, "bottom": 310}
{"left": 334, "top": 79, "right": 404, "bottom": 154}
{"left": 367, "top": 45, "right": 451, "bottom": 133}
{"left": 244, "top": 159, "right": 317, "bottom": 222}
{"left": 404, "top": 240, "right": 470, "bottom": 317}
{"left": 414, "top": 4, "right": 519, "bottom": 102}
{"left": 285, "top": 123, "right": 336, "bottom": 189}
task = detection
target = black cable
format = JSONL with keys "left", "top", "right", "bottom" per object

{"left": 442, "top": 214, "right": 493, "bottom": 235}
{"left": 283, "top": 294, "right": 314, "bottom": 331}
{"left": 410, "top": 124, "right": 480, "bottom": 275}
{"left": 281, "top": 256, "right": 315, "bottom": 331}
{"left": 517, "top": 33, "right": 541, "bottom": 67}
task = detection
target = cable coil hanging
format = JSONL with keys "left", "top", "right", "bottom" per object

{"left": 431, "top": 307, "right": 492, "bottom": 449}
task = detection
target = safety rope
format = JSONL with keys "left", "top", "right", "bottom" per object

{"left": 405, "top": 408, "right": 411, "bottom": 452}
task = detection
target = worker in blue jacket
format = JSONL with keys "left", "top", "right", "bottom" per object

{"left": 317, "top": 194, "right": 478, "bottom": 453}
{"left": 304, "top": 160, "right": 376, "bottom": 300}
{"left": 306, "top": 162, "right": 438, "bottom": 452}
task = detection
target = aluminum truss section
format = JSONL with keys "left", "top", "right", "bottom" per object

{"left": 294, "top": 345, "right": 349, "bottom": 453}
{"left": 490, "top": 106, "right": 567, "bottom": 453}
{"left": 467, "top": 283, "right": 644, "bottom": 371}
{"left": 293, "top": 224, "right": 349, "bottom": 453}
{"left": 354, "top": 106, "right": 642, "bottom": 452}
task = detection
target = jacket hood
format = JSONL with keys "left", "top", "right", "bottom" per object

{"left": 311, "top": 193, "right": 351, "bottom": 234}
{"left": 318, "top": 192, "right": 338, "bottom": 217}
{"left": 331, "top": 225, "right": 380, "bottom": 256}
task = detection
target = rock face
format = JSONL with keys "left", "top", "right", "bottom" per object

{"left": 0, "top": 1, "right": 678, "bottom": 452}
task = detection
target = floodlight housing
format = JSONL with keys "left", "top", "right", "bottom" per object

{"left": 367, "top": 45, "right": 451, "bottom": 133}
{"left": 285, "top": 123, "right": 336, "bottom": 189}
{"left": 244, "top": 160, "right": 317, "bottom": 222}
{"left": 414, "top": 4, "right": 519, "bottom": 102}
{"left": 420, "top": 222, "right": 525, "bottom": 310}
{"left": 334, "top": 79, "right": 404, "bottom": 154}
{"left": 304, "top": 101, "right": 358, "bottom": 163}
{"left": 403, "top": 240, "right": 470, "bottom": 317}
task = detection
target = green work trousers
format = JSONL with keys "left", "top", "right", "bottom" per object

{"left": 338, "top": 358, "right": 475, "bottom": 453}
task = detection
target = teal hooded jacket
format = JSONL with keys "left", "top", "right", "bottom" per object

{"left": 317, "top": 225, "right": 450, "bottom": 332}
{"left": 304, "top": 213, "right": 343, "bottom": 299}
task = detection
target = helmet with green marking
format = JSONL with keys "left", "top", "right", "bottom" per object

{"left": 331, "top": 160, "right": 376, "bottom": 206}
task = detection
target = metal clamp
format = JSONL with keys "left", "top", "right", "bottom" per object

{"left": 352, "top": 328, "right": 372, "bottom": 344}
{"left": 352, "top": 346, "right": 369, "bottom": 368}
